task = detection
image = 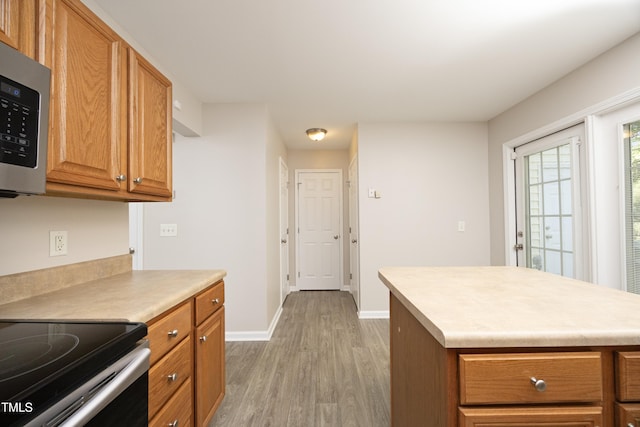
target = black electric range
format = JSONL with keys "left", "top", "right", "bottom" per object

{"left": 0, "top": 320, "right": 147, "bottom": 426}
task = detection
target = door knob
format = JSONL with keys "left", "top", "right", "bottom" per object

{"left": 351, "top": 239, "right": 358, "bottom": 244}
{"left": 334, "top": 235, "right": 339, "bottom": 240}
{"left": 133, "top": 177, "right": 143, "bottom": 184}
{"left": 281, "top": 239, "right": 287, "bottom": 244}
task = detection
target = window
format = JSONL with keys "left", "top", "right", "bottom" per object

{"left": 624, "top": 120, "right": 640, "bottom": 294}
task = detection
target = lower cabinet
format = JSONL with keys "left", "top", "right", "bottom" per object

{"left": 196, "top": 306, "right": 225, "bottom": 426}
{"left": 147, "top": 280, "right": 225, "bottom": 427}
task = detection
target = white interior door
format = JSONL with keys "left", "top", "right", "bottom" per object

{"left": 348, "top": 156, "right": 360, "bottom": 310}
{"left": 514, "top": 125, "right": 586, "bottom": 279}
{"left": 279, "top": 158, "right": 290, "bottom": 304}
{"left": 296, "top": 170, "right": 343, "bottom": 290}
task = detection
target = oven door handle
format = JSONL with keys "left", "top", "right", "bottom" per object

{"left": 60, "top": 344, "right": 150, "bottom": 426}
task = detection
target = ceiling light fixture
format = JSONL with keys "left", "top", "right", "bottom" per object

{"left": 306, "top": 128, "right": 327, "bottom": 142}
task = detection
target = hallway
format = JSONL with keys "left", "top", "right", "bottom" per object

{"left": 210, "top": 291, "right": 390, "bottom": 426}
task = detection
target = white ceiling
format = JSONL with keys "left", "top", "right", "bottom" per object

{"left": 94, "top": 0, "right": 640, "bottom": 149}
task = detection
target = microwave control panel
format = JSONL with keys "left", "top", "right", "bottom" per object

{"left": 0, "top": 75, "right": 40, "bottom": 168}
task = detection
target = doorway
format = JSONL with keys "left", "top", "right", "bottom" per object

{"left": 295, "top": 169, "right": 343, "bottom": 290}
{"left": 513, "top": 124, "right": 586, "bottom": 279}
{"left": 348, "top": 156, "right": 360, "bottom": 310}
{"left": 279, "top": 157, "right": 290, "bottom": 304}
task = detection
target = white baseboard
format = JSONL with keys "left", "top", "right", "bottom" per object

{"left": 358, "top": 310, "right": 390, "bottom": 319}
{"left": 225, "top": 304, "right": 284, "bottom": 342}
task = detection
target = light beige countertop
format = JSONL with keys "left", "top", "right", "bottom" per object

{"left": 378, "top": 266, "right": 640, "bottom": 349}
{"left": 0, "top": 266, "right": 226, "bottom": 323}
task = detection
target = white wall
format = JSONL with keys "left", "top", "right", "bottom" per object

{"left": 0, "top": 197, "right": 129, "bottom": 276}
{"left": 488, "top": 32, "right": 640, "bottom": 266}
{"left": 142, "top": 104, "right": 285, "bottom": 335}
{"left": 285, "top": 149, "right": 351, "bottom": 288}
{"left": 357, "top": 122, "right": 491, "bottom": 315}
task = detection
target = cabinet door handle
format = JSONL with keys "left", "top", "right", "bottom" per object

{"left": 167, "top": 373, "right": 178, "bottom": 382}
{"left": 168, "top": 420, "right": 179, "bottom": 427}
{"left": 212, "top": 298, "right": 220, "bottom": 305}
{"left": 134, "top": 177, "right": 143, "bottom": 184}
{"left": 168, "top": 329, "right": 179, "bottom": 338}
{"left": 116, "top": 174, "right": 126, "bottom": 182}
{"left": 530, "top": 377, "right": 547, "bottom": 392}
{"left": 200, "top": 335, "right": 207, "bottom": 343}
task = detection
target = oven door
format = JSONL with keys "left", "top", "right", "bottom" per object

{"left": 26, "top": 341, "right": 150, "bottom": 427}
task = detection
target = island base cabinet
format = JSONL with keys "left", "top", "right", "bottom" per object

{"left": 195, "top": 305, "right": 225, "bottom": 427}
{"left": 459, "top": 406, "right": 603, "bottom": 427}
{"left": 390, "top": 292, "right": 455, "bottom": 427}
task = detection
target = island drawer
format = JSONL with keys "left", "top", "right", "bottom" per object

{"left": 148, "top": 300, "right": 193, "bottom": 365}
{"left": 459, "top": 352, "right": 603, "bottom": 405}
{"left": 616, "top": 351, "right": 640, "bottom": 401}
{"left": 459, "top": 406, "right": 603, "bottom": 426}
{"left": 195, "top": 280, "right": 224, "bottom": 325}
{"left": 149, "top": 335, "right": 193, "bottom": 418}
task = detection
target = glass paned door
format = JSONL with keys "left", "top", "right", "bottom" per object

{"left": 515, "top": 125, "right": 585, "bottom": 279}
{"left": 624, "top": 120, "right": 640, "bottom": 293}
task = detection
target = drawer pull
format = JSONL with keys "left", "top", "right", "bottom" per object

{"left": 200, "top": 335, "right": 207, "bottom": 343}
{"left": 530, "top": 377, "right": 547, "bottom": 392}
{"left": 168, "top": 420, "right": 179, "bottom": 427}
{"left": 212, "top": 298, "right": 220, "bottom": 304}
{"left": 168, "top": 329, "right": 179, "bottom": 338}
{"left": 167, "top": 373, "right": 178, "bottom": 382}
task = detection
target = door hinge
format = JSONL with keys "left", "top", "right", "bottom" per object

{"left": 298, "top": 272, "right": 300, "bottom": 278}
{"left": 350, "top": 273, "right": 352, "bottom": 279}
{"left": 286, "top": 274, "right": 289, "bottom": 281}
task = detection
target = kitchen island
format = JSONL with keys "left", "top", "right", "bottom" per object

{"left": 378, "top": 266, "right": 640, "bottom": 427}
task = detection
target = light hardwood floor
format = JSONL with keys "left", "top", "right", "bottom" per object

{"left": 209, "top": 291, "right": 390, "bottom": 427}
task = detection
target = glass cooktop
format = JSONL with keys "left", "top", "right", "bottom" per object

{"left": 0, "top": 320, "right": 146, "bottom": 426}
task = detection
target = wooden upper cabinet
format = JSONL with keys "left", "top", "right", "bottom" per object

{"left": 36, "top": 0, "right": 172, "bottom": 201}
{"left": 128, "top": 48, "right": 172, "bottom": 198}
{"left": 41, "top": 0, "right": 126, "bottom": 193}
{"left": 0, "top": 0, "right": 37, "bottom": 58}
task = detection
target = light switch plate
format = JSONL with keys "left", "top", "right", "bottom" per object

{"left": 160, "top": 223, "right": 178, "bottom": 237}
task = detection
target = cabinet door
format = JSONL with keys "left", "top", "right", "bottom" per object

{"left": 42, "top": 0, "right": 126, "bottom": 192}
{"left": 459, "top": 406, "right": 603, "bottom": 427}
{"left": 195, "top": 306, "right": 225, "bottom": 427}
{"left": 128, "top": 48, "right": 172, "bottom": 198}
{"left": 617, "top": 403, "right": 640, "bottom": 426}
{"left": 0, "top": 0, "right": 36, "bottom": 58}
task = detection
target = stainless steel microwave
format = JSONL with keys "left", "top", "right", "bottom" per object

{"left": 0, "top": 41, "right": 50, "bottom": 198}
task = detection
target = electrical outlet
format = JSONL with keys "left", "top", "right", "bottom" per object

{"left": 49, "top": 231, "right": 68, "bottom": 256}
